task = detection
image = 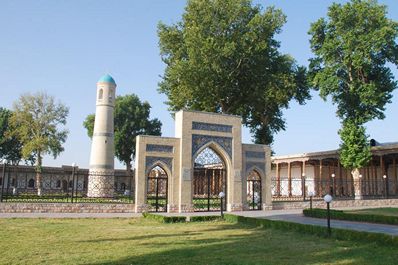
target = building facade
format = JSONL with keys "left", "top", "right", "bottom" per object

{"left": 271, "top": 143, "right": 398, "bottom": 201}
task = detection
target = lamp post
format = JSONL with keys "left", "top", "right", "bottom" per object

{"left": 308, "top": 191, "right": 314, "bottom": 210}
{"left": 383, "top": 175, "right": 388, "bottom": 199}
{"left": 324, "top": 194, "right": 333, "bottom": 237}
{"left": 71, "top": 163, "right": 77, "bottom": 203}
{"left": 0, "top": 159, "right": 6, "bottom": 202}
{"left": 331, "top": 173, "right": 335, "bottom": 196}
{"left": 219, "top": 191, "right": 225, "bottom": 218}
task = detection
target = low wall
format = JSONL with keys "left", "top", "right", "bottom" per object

{"left": 272, "top": 198, "right": 398, "bottom": 210}
{"left": 0, "top": 203, "right": 135, "bottom": 213}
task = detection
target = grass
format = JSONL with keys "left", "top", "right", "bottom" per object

{"left": 345, "top": 207, "right": 398, "bottom": 217}
{"left": 1, "top": 218, "right": 398, "bottom": 265}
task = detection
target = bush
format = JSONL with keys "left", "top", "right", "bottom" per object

{"left": 142, "top": 212, "right": 186, "bottom": 223}
{"left": 303, "top": 208, "right": 398, "bottom": 225}
{"left": 189, "top": 215, "right": 221, "bottom": 222}
{"left": 223, "top": 213, "right": 398, "bottom": 247}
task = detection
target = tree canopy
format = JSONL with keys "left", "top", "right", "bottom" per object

{"left": 0, "top": 107, "right": 26, "bottom": 165}
{"left": 83, "top": 94, "right": 162, "bottom": 175}
{"left": 308, "top": 0, "right": 398, "bottom": 170}
{"left": 9, "top": 92, "right": 69, "bottom": 194}
{"left": 158, "top": 0, "right": 310, "bottom": 144}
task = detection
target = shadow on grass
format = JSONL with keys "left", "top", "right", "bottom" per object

{"left": 88, "top": 223, "right": 398, "bottom": 265}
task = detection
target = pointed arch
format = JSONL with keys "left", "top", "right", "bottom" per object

{"left": 246, "top": 169, "right": 262, "bottom": 210}
{"left": 146, "top": 164, "right": 169, "bottom": 212}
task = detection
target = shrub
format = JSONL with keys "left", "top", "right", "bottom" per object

{"left": 189, "top": 215, "right": 221, "bottom": 222}
{"left": 303, "top": 208, "right": 398, "bottom": 225}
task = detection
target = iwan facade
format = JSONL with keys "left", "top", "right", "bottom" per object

{"left": 134, "top": 110, "right": 272, "bottom": 213}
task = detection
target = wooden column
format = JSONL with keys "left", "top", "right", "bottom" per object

{"left": 318, "top": 159, "right": 323, "bottom": 196}
{"left": 301, "top": 161, "right": 306, "bottom": 197}
{"left": 276, "top": 163, "right": 280, "bottom": 196}
{"left": 394, "top": 157, "right": 397, "bottom": 195}
{"left": 288, "top": 162, "right": 292, "bottom": 197}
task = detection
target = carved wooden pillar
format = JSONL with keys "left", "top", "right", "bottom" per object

{"left": 318, "top": 159, "right": 323, "bottom": 196}
{"left": 301, "top": 161, "right": 306, "bottom": 198}
{"left": 288, "top": 162, "right": 292, "bottom": 197}
{"left": 276, "top": 163, "right": 280, "bottom": 196}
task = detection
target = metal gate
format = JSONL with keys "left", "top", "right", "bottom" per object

{"left": 247, "top": 170, "right": 262, "bottom": 210}
{"left": 193, "top": 168, "right": 226, "bottom": 211}
{"left": 147, "top": 166, "right": 168, "bottom": 212}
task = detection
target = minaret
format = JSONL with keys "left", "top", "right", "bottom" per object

{"left": 87, "top": 74, "right": 116, "bottom": 197}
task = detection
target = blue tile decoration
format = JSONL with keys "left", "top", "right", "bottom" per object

{"left": 146, "top": 144, "right": 174, "bottom": 153}
{"left": 192, "top": 122, "right": 232, "bottom": 133}
{"left": 192, "top": 134, "right": 232, "bottom": 159}
{"left": 245, "top": 162, "right": 265, "bottom": 175}
{"left": 245, "top": 151, "right": 266, "bottom": 159}
{"left": 145, "top": 156, "right": 173, "bottom": 174}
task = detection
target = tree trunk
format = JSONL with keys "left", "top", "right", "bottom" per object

{"left": 351, "top": 168, "right": 362, "bottom": 200}
{"left": 36, "top": 152, "right": 42, "bottom": 196}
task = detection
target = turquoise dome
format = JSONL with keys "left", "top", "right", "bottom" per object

{"left": 98, "top": 74, "right": 116, "bottom": 84}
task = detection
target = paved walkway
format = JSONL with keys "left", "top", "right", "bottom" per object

{"left": 234, "top": 209, "right": 398, "bottom": 236}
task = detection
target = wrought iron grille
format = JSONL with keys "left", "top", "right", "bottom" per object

{"left": 146, "top": 166, "right": 168, "bottom": 212}
{"left": 271, "top": 177, "right": 398, "bottom": 201}
{"left": 247, "top": 170, "right": 261, "bottom": 210}
{"left": 193, "top": 147, "right": 226, "bottom": 211}
{"left": 0, "top": 165, "right": 134, "bottom": 203}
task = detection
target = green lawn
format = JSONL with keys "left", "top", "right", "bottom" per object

{"left": 345, "top": 207, "right": 398, "bottom": 217}
{"left": 0, "top": 218, "right": 397, "bottom": 265}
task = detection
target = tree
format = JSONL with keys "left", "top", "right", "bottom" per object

{"left": 83, "top": 94, "right": 162, "bottom": 177}
{"left": 0, "top": 107, "right": 23, "bottom": 165}
{"left": 308, "top": 0, "right": 398, "bottom": 177}
{"left": 9, "top": 92, "right": 69, "bottom": 195}
{"left": 158, "top": 0, "right": 310, "bottom": 145}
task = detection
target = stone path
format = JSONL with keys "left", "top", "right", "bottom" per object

{"left": 234, "top": 209, "right": 398, "bottom": 236}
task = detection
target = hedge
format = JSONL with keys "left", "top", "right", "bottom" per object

{"left": 142, "top": 213, "right": 222, "bottom": 223}
{"left": 189, "top": 215, "right": 222, "bottom": 222}
{"left": 223, "top": 214, "right": 398, "bottom": 247}
{"left": 142, "top": 212, "right": 186, "bottom": 223}
{"left": 303, "top": 208, "right": 398, "bottom": 225}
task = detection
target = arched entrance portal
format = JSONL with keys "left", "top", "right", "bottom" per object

{"left": 247, "top": 170, "right": 262, "bottom": 210}
{"left": 146, "top": 165, "right": 168, "bottom": 212}
{"left": 193, "top": 147, "right": 226, "bottom": 212}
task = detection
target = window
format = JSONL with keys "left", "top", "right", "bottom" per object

{"left": 109, "top": 89, "right": 113, "bottom": 101}
{"left": 56, "top": 180, "right": 61, "bottom": 188}
{"left": 98, "top": 89, "right": 103, "bottom": 100}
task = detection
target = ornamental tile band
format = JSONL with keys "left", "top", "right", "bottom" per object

{"left": 192, "top": 122, "right": 232, "bottom": 133}
{"left": 146, "top": 144, "right": 174, "bottom": 153}
{"left": 145, "top": 156, "right": 173, "bottom": 174}
{"left": 246, "top": 162, "right": 265, "bottom": 174}
{"left": 245, "top": 151, "right": 266, "bottom": 159}
{"left": 192, "top": 134, "right": 232, "bottom": 159}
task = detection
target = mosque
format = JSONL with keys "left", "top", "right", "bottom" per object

{"left": 87, "top": 74, "right": 398, "bottom": 213}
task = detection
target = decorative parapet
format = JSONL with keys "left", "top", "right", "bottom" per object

{"left": 146, "top": 144, "right": 174, "bottom": 153}
{"left": 192, "top": 134, "right": 232, "bottom": 159}
{"left": 192, "top": 122, "right": 232, "bottom": 133}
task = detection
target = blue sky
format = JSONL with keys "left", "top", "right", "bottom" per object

{"left": 1, "top": 0, "right": 397, "bottom": 169}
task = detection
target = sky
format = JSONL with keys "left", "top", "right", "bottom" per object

{"left": 1, "top": 0, "right": 397, "bottom": 169}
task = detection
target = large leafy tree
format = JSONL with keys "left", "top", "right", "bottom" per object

{"left": 9, "top": 92, "right": 69, "bottom": 195}
{"left": 0, "top": 107, "right": 23, "bottom": 165}
{"left": 308, "top": 0, "right": 398, "bottom": 177}
{"left": 158, "top": 0, "right": 310, "bottom": 144}
{"left": 83, "top": 94, "right": 162, "bottom": 176}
